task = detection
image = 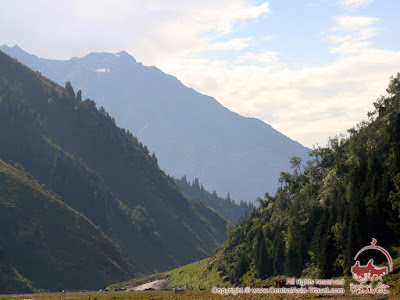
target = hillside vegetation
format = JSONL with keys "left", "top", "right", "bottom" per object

{"left": 0, "top": 50, "right": 227, "bottom": 291}
{"left": 0, "top": 159, "right": 133, "bottom": 293}
{"left": 213, "top": 74, "right": 400, "bottom": 283}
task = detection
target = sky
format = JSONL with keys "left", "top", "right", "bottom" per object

{"left": 1, "top": 0, "right": 400, "bottom": 147}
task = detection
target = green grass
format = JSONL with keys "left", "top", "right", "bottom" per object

{"left": 165, "top": 258, "right": 227, "bottom": 290}
{"left": 108, "top": 258, "right": 229, "bottom": 291}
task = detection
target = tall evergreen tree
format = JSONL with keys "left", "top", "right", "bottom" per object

{"left": 64, "top": 81, "right": 75, "bottom": 97}
{"left": 76, "top": 89, "right": 82, "bottom": 100}
{"left": 255, "top": 228, "right": 269, "bottom": 278}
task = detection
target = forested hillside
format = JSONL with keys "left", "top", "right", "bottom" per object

{"left": 213, "top": 74, "right": 400, "bottom": 283}
{"left": 0, "top": 159, "right": 134, "bottom": 293}
{"left": 174, "top": 176, "right": 255, "bottom": 224}
{"left": 0, "top": 49, "right": 227, "bottom": 291}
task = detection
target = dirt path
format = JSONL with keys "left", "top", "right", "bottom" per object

{"left": 128, "top": 279, "right": 168, "bottom": 291}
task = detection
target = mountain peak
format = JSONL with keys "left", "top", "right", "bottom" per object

{"left": 1, "top": 44, "right": 27, "bottom": 55}
{"left": 115, "top": 50, "right": 130, "bottom": 57}
{"left": 70, "top": 51, "right": 137, "bottom": 68}
{"left": 115, "top": 50, "right": 138, "bottom": 63}
{"left": 0, "top": 44, "right": 21, "bottom": 50}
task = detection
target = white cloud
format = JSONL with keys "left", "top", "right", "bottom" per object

{"left": 0, "top": 0, "right": 270, "bottom": 64}
{"left": 337, "top": 0, "right": 374, "bottom": 9}
{"left": 207, "top": 38, "right": 253, "bottom": 51}
{"left": 333, "top": 15, "right": 378, "bottom": 31}
{"left": 263, "top": 36, "right": 275, "bottom": 42}
{"left": 328, "top": 16, "right": 379, "bottom": 55}
{"left": 160, "top": 14, "right": 400, "bottom": 148}
{"left": 130, "top": 1, "right": 270, "bottom": 64}
{"left": 162, "top": 47, "right": 400, "bottom": 147}
{"left": 237, "top": 51, "right": 282, "bottom": 65}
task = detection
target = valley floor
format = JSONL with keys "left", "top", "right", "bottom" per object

{"left": 1, "top": 289, "right": 399, "bottom": 300}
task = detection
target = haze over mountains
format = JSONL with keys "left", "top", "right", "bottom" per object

{"left": 0, "top": 45, "right": 309, "bottom": 203}
{"left": 0, "top": 50, "right": 227, "bottom": 292}
{"left": 174, "top": 176, "right": 256, "bottom": 224}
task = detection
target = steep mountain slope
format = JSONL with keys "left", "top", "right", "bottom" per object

{"left": 0, "top": 159, "right": 133, "bottom": 293}
{"left": 0, "top": 45, "right": 309, "bottom": 202}
{"left": 211, "top": 74, "right": 400, "bottom": 284}
{"left": 0, "top": 50, "right": 227, "bottom": 276}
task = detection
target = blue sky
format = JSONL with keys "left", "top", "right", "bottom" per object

{"left": 1, "top": 0, "right": 400, "bottom": 147}
{"left": 207, "top": 0, "right": 399, "bottom": 64}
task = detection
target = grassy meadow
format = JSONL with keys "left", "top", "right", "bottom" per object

{"left": 1, "top": 289, "right": 399, "bottom": 300}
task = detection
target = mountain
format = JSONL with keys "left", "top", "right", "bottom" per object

{"left": 0, "top": 45, "right": 309, "bottom": 203}
{"left": 210, "top": 74, "right": 400, "bottom": 284}
{"left": 174, "top": 176, "right": 256, "bottom": 224}
{"left": 0, "top": 49, "right": 227, "bottom": 285}
{"left": 0, "top": 159, "right": 133, "bottom": 293}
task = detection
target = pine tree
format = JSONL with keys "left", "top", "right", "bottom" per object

{"left": 64, "top": 81, "right": 75, "bottom": 97}
{"left": 76, "top": 89, "right": 82, "bottom": 100}
{"left": 255, "top": 228, "right": 269, "bottom": 278}
{"left": 272, "top": 233, "right": 285, "bottom": 275}
{"left": 226, "top": 192, "right": 231, "bottom": 202}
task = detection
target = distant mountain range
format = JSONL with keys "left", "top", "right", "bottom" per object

{"left": 0, "top": 50, "right": 227, "bottom": 292}
{"left": 0, "top": 45, "right": 310, "bottom": 203}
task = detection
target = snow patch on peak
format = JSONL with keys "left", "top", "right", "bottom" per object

{"left": 95, "top": 68, "right": 110, "bottom": 73}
